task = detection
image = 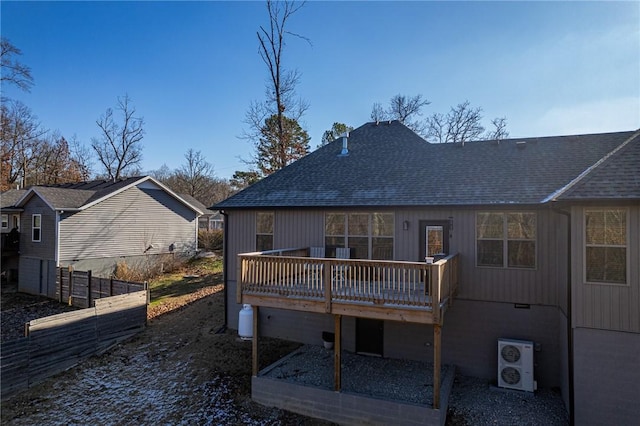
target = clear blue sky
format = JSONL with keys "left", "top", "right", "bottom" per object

{"left": 2, "top": 1, "right": 638, "bottom": 179}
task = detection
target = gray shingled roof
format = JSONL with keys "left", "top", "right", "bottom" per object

{"left": 1, "top": 189, "right": 27, "bottom": 209}
{"left": 179, "top": 193, "right": 218, "bottom": 216}
{"left": 557, "top": 132, "right": 640, "bottom": 200}
{"left": 1, "top": 176, "right": 202, "bottom": 214}
{"left": 216, "top": 121, "right": 638, "bottom": 209}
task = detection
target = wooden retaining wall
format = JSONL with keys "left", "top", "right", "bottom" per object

{"left": 1, "top": 291, "right": 147, "bottom": 400}
{"left": 58, "top": 267, "right": 147, "bottom": 308}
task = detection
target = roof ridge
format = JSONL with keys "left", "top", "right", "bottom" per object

{"left": 544, "top": 129, "right": 640, "bottom": 203}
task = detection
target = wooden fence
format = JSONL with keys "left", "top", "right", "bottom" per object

{"left": 1, "top": 291, "right": 147, "bottom": 400}
{"left": 58, "top": 266, "right": 147, "bottom": 308}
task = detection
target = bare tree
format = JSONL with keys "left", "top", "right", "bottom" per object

{"left": 486, "top": 117, "right": 510, "bottom": 141}
{"left": 1, "top": 37, "right": 34, "bottom": 94}
{"left": 426, "top": 100, "right": 486, "bottom": 144}
{"left": 370, "top": 103, "right": 385, "bottom": 122}
{"left": 174, "top": 149, "right": 216, "bottom": 200}
{"left": 0, "top": 100, "right": 47, "bottom": 189}
{"left": 241, "top": 0, "right": 311, "bottom": 177}
{"left": 91, "top": 95, "right": 144, "bottom": 180}
{"left": 370, "top": 94, "right": 430, "bottom": 135}
{"left": 68, "top": 135, "right": 93, "bottom": 180}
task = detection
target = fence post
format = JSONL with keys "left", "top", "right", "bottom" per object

{"left": 68, "top": 265, "right": 74, "bottom": 306}
{"left": 109, "top": 277, "right": 114, "bottom": 296}
{"left": 87, "top": 270, "right": 92, "bottom": 308}
{"left": 144, "top": 281, "right": 150, "bottom": 305}
{"left": 58, "top": 267, "right": 63, "bottom": 303}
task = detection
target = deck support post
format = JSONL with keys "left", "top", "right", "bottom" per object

{"left": 433, "top": 323, "right": 441, "bottom": 409}
{"left": 334, "top": 314, "right": 342, "bottom": 391}
{"left": 252, "top": 305, "right": 259, "bottom": 377}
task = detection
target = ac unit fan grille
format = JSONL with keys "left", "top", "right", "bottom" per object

{"left": 501, "top": 344, "right": 521, "bottom": 363}
{"left": 500, "top": 366, "right": 521, "bottom": 385}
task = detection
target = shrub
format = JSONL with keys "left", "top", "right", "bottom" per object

{"left": 198, "top": 229, "right": 223, "bottom": 251}
{"left": 113, "top": 254, "right": 187, "bottom": 282}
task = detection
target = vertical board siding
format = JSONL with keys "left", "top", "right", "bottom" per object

{"left": 226, "top": 207, "right": 567, "bottom": 307}
{"left": 58, "top": 187, "right": 197, "bottom": 262}
{"left": 572, "top": 205, "right": 640, "bottom": 332}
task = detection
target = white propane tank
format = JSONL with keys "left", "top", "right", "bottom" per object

{"left": 238, "top": 304, "right": 253, "bottom": 340}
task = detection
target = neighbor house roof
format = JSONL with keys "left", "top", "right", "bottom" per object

{"left": 1, "top": 189, "right": 27, "bottom": 210}
{"left": 216, "top": 121, "right": 639, "bottom": 209}
{"left": 1, "top": 176, "right": 203, "bottom": 214}
{"left": 179, "top": 193, "right": 218, "bottom": 216}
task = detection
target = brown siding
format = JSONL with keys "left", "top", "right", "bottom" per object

{"left": 226, "top": 207, "right": 568, "bottom": 306}
{"left": 571, "top": 205, "right": 640, "bottom": 332}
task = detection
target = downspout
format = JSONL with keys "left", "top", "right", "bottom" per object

{"left": 55, "top": 211, "right": 61, "bottom": 267}
{"left": 220, "top": 210, "right": 229, "bottom": 332}
{"left": 554, "top": 207, "right": 574, "bottom": 426}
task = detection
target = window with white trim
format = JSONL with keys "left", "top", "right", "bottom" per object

{"left": 256, "top": 212, "right": 273, "bottom": 251}
{"left": 325, "top": 212, "right": 394, "bottom": 260}
{"left": 32, "top": 214, "right": 41, "bottom": 242}
{"left": 476, "top": 212, "right": 536, "bottom": 268}
{"left": 1, "top": 214, "right": 7, "bottom": 229}
{"left": 585, "top": 209, "right": 627, "bottom": 284}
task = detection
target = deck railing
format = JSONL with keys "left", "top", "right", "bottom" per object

{"left": 238, "top": 248, "right": 459, "bottom": 323}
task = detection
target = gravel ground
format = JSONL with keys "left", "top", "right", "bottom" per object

{"left": 2, "top": 285, "right": 569, "bottom": 425}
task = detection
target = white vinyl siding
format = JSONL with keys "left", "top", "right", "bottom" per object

{"left": 58, "top": 186, "right": 197, "bottom": 261}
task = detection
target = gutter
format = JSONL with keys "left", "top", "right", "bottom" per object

{"left": 219, "top": 210, "right": 229, "bottom": 332}
{"left": 553, "top": 206, "right": 574, "bottom": 426}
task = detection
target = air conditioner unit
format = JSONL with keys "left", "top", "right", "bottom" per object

{"left": 497, "top": 338, "right": 535, "bottom": 392}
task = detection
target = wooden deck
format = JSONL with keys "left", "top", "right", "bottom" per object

{"left": 237, "top": 248, "right": 460, "bottom": 410}
{"left": 237, "top": 248, "right": 459, "bottom": 325}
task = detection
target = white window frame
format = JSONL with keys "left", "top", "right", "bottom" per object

{"left": 584, "top": 208, "right": 629, "bottom": 286}
{"left": 32, "top": 214, "right": 42, "bottom": 242}
{"left": 1, "top": 214, "right": 7, "bottom": 229}
{"left": 476, "top": 212, "right": 537, "bottom": 269}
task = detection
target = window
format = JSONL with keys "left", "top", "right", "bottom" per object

{"left": 325, "top": 212, "right": 394, "bottom": 260}
{"left": 477, "top": 212, "right": 536, "bottom": 268}
{"left": 256, "top": 212, "right": 273, "bottom": 251}
{"left": 32, "top": 214, "right": 41, "bottom": 242}
{"left": 1, "top": 214, "right": 7, "bottom": 229}
{"left": 585, "top": 209, "right": 627, "bottom": 284}
{"left": 426, "top": 226, "right": 444, "bottom": 257}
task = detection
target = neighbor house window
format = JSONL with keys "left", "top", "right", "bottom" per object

{"left": 477, "top": 212, "right": 536, "bottom": 268}
{"left": 325, "top": 212, "right": 394, "bottom": 260}
{"left": 256, "top": 212, "right": 273, "bottom": 251}
{"left": 1, "top": 214, "right": 7, "bottom": 229}
{"left": 32, "top": 214, "right": 41, "bottom": 242}
{"left": 585, "top": 209, "right": 627, "bottom": 284}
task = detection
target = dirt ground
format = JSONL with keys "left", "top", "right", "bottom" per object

{"left": 1, "top": 262, "right": 567, "bottom": 425}
{"left": 1, "top": 282, "right": 333, "bottom": 425}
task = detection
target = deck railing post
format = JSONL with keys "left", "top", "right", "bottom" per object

{"left": 334, "top": 314, "right": 342, "bottom": 392}
{"left": 433, "top": 323, "right": 442, "bottom": 409}
{"left": 237, "top": 257, "right": 244, "bottom": 304}
{"left": 324, "top": 260, "right": 332, "bottom": 313}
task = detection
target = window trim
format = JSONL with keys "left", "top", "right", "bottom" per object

{"left": 324, "top": 212, "right": 394, "bottom": 260}
{"left": 583, "top": 208, "right": 629, "bottom": 286}
{"left": 32, "top": 214, "right": 42, "bottom": 242}
{"left": 1, "top": 214, "right": 7, "bottom": 229}
{"left": 255, "top": 211, "right": 274, "bottom": 252}
{"left": 475, "top": 211, "right": 537, "bottom": 269}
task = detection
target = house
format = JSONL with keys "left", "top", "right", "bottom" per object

{"left": 216, "top": 121, "right": 639, "bottom": 426}
{"left": 178, "top": 193, "right": 224, "bottom": 231}
{"left": 0, "top": 176, "right": 203, "bottom": 297}
{"left": 1, "top": 189, "right": 26, "bottom": 285}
